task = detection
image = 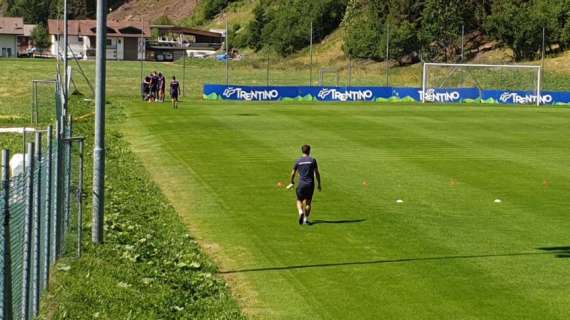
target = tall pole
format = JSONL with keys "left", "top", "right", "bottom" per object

{"left": 309, "top": 22, "right": 313, "bottom": 87}
{"left": 266, "top": 51, "right": 270, "bottom": 86}
{"left": 385, "top": 23, "right": 389, "bottom": 86}
{"left": 182, "top": 53, "right": 186, "bottom": 97}
{"left": 63, "top": 0, "right": 69, "bottom": 117}
{"left": 2, "top": 150, "right": 13, "bottom": 320}
{"left": 540, "top": 26, "right": 546, "bottom": 101}
{"left": 541, "top": 26, "right": 546, "bottom": 68}
{"left": 225, "top": 10, "right": 229, "bottom": 86}
{"left": 461, "top": 24, "right": 465, "bottom": 62}
{"left": 140, "top": 19, "right": 144, "bottom": 100}
{"left": 93, "top": 0, "right": 108, "bottom": 244}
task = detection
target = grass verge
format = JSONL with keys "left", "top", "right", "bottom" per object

{"left": 39, "top": 97, "right": 244, "bottom": 319}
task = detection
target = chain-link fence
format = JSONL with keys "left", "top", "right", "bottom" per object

{"left": 1, "top": 77, "right": 85, "bottom": 320}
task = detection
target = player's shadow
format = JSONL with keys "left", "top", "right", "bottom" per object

{"left": 308, "top": 219, "right": 366, "bottom": 226}
{"left": 537, "top": 246, "right": 570, "bottom": 258}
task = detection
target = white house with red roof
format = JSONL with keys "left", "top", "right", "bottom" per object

{"left": 47, "top": 19, "right": 150, "bottom": 60}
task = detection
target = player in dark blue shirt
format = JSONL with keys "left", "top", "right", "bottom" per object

{"left": 170, "top": 76, "right": 180, "bottom": 109}
{"left": 289, "top": 144, "right": 321, "bottom": 225}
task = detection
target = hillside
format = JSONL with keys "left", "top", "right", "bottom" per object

{"left": 110, "top": 0, "right": 201, "bottom": 22}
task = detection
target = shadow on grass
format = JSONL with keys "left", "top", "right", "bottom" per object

{"left": 538, "top": 246, "right": 570, "bottom": 258}
{"left": 308, "top": 219, "right": 366, "bottom": 225}
{"left": 220, "top": 250, "right": 565, "bottom": 275}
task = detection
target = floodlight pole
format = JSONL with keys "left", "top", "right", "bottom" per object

{"left": 461, "top": 24, "right": 465, "bottom": 62}
{"left": 309, "top": 22, "right": 313, "bottom": 87}
{"left": 385, "top": 23, "right": 390, "bottom": 86}
{"left": 63, "top": 0, "right": 69, "bottom": 116}
{"left": 182, "top": 52, "right": 186, "bottom": 97}
{"left": 140, "top": 19, "right": 144, "bottom": 99}
{"left": 266, "top": 51, "right": 270, "bottom": 86}
{"left": 225, "top": 11, "right": 229, "bottom": 86}
{"left": 92, "top": 0, "right": 108, "bottom": 244}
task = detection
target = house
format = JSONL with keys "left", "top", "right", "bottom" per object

{"left": 18, "top": 24, "right": 37, "bottom": 55}
{"left": 0, "top": 17, "right": 24, "bottom": 58}
{"left": 47, "top": 19, "right": 150, "bottom": 60}
{"left": 148, "top": 25, "right": 224, "bottom": 61}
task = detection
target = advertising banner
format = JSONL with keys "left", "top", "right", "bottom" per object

{"left": 204, "top": 84, "right": 570, "bottom": 105}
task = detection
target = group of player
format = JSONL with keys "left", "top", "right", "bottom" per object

{"left": 142, "top": 71, "right": 181, "bottom": 109}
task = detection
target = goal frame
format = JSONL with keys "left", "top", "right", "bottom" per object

{"left": 422, "top": 63, "right": 543, "bottom": 106}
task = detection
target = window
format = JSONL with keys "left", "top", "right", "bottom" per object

{"left": 106, "top": 39, "right": 112, "bottom": 46}
{"left": 78, "top": 37, "right": 83, "bottom": 43}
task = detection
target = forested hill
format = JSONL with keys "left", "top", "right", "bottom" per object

{"left": 4, "top": 0, "right": 570, "bottom": 63}
{"left": 230, "top": 0, "right": 570, "bottom": 62}
{"left": 2, "top": 0, "right": 129, "bottom": 22}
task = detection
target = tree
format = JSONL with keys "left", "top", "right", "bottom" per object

{"left": 9, "top": 0, "right": 53, "bottom": 24}
{"left": 485, "top": 0, "right": 543, "bottom": 61}
{"left": 246, "top": 2, "right": 271, "bottom": 51}
{"left": 31, "top": 24, "right": 50, "bottom": 52}
{"left": 342, "top": 0, "right": 385, "bottom": 60}
{"left": 419, "top": 0, "right": 465, "bottom": 61}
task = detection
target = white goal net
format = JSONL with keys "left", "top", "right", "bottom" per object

{"left": 422, "top": 63, "right": 543, "bottom": 106}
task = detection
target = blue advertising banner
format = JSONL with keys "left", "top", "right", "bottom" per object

{"left": 203, "top": 84, "right": 570, "bottom": 105}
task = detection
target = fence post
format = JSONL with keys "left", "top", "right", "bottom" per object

{"left": 2, "top": 149, "right": 13, "bottom": 320}
{"left": 22, "top": 142, "right": 34, "bottom": 320}
{"left": 77, "top": 140, "right": 84, "bottom": 258}
{"left": 65, "top": 114, "right": 73, "bottom": 230}
{"left": 55, "top": 119, "right": 64, "bottom": 257}
{"left": 32, "top": 132, "right": 42, "bottom": 316}
{"left": 44, "top": 126, "right": 53, "bottom": 289}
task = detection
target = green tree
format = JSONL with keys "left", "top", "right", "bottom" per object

{"left": 342, "top": 0, "right": 385, "bottom": 60}
{"left": 31, "top": 24, "right": 50, "bottom": 52}
{"left": 485, "top": 0, "right": 543, "bottom": 61}
{"left": 9, "top": 0, "right": 53, "bottom": 24}
{"left": 246, "top": 1, "right": 272, "bottom": 51}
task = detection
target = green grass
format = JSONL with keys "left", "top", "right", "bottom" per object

{"left": 122, "top": 100, "right": 570, "bottom": 319}
{"left": 0, "top": 60, "right": 245, "bottom": 319}
{"left": 2, "top": 56, "right": 570, "bottom": 319}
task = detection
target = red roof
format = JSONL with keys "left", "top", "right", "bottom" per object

{"left": 0, "top": 17, "right": 24, "bottom": 35}
{"left": 48, "top": 19, "right": 151, "bottom": 38}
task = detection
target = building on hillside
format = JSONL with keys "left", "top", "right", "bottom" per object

{"left": 0, "top": 16, "right": 24, "bottom": 57}
{"left": 47, "top": 19, "right": 150, "bottom": 60}
{"left": 148, "top": 25, "right": 224, "bottom": 60}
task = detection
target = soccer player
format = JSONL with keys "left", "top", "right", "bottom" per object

{"left": 289, "top": 144, "right": 321, "bottom": 225}
{"left": 170, "top": 76, "right": 180, "bottom": 109}
{"left": 158, "top": 72, "right": 166, "bottom": 102}
{"left": 142, "top": 75, "right": 151, "bottom": 101}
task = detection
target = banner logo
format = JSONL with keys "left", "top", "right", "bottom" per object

{"left": 499, "top": 92, "right": 553, "bottom": 104}
{"left": 222, "top": 87, "right": 279, "bottom": 100}
{"left": 419, "top": 89, "right": 461, "bottom": 102}
{"left": 317, "top": 89, "right": 374, "bottom": 101}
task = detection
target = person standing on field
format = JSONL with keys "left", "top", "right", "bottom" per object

{"left": 288, "top": 144, "right": 321, "bottom": 225}
{"left": 158, "top": 72, "right": 166, "bottom": 102}
{"left": 170, "top": 76, "right": 180, "bottom": 109}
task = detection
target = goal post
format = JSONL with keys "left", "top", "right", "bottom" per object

{"left": 422, "top": 63, "right": 543, "bottom": 106}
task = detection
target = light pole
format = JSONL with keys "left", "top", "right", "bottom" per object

{"left": 92, "top": 0, "right": 108, "bottom": 244}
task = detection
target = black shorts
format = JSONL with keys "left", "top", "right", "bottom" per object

{"left": 171, "top": 92, "right": 179, "bottom": 100}
{"left": 296, "top": 183, "right": 314, "bottom": 201}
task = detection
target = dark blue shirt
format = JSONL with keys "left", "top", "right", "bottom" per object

{"left": 170, "top": 80, "right": 180, "bottom": 94}
{"left": 294, "top": 156, "right": 318, "bottom": 185}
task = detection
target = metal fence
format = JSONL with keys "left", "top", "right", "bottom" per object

{"left": 1, "top": 78, "right": 85, "bottom": 320}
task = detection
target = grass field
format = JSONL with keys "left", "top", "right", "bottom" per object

{"left": 2, "top": 58, "right": 570, "bottom": 318}
{"left": 122, "top": 100, "right": 570, "bottom": 319}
